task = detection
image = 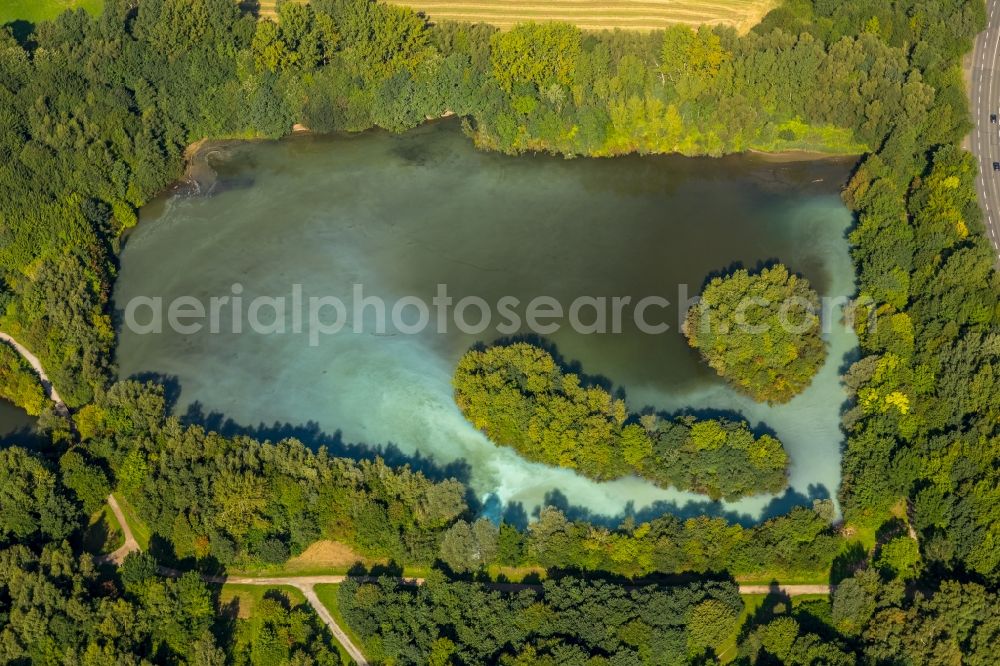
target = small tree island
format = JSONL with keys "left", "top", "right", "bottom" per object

{"left": 684, "top": 265, "right": 827, "bottom": 404}
{"left": 453, "top": 342, "right": 789, "bottom": 500}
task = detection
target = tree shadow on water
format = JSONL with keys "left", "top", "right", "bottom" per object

{"left": 701, "top": 258, "right": 785, "bottom": 290}
{"left": 0, "top": 423, "right": 48, "bottom": 450}
{"left": 643, "top": 404, "right": 782, "bottom": 443}
{"left": 129, "top": 372, "right": 183, "bottom": 411}
{"left": 483, "top": 334, "right": 618, "bottom": 395}
{"left": 126, "top": 371, "right": 830, "bottom": 532}
{"left": 532, "top": 482, "right": 833, "bottom": 530}
{"left": 758, "top": 484, "right": 831, "bottom": 522}
{"left": 178, "top": 400, "right": 473, "bottom": 486}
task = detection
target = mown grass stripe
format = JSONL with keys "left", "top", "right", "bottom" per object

{"left": 241, "top": 0, "right": 773, "bottom": 32}
{"left": 410, "top": 0, "right": 746, "bottom": 12}
{"left": 385, "top": 0, "right": 774, "bottom": 31}
{"left": 413, "top": 12, "right": 728, "bottom": 24}
{"left": 410, "top": 2, "right": 741, "bottom": 18}
{"left": 418, "top": 14, "right": 731, "bottom": 28}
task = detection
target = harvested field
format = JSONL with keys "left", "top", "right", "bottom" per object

{"left": 382, "top": 0, "right": 777, "bottom": 32}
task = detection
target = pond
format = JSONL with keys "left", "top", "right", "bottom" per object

{"left": 0, "top": 399, "right": 39, "bottom": 448}
{"left": 115, "top": 120, "right": 858, "bottom": 525}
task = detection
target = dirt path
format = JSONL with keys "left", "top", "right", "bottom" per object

{"left": 0, "top": 331, "right": 68, "bottom": 414}
{"left": 300, "top": 584, "right": 369, "bottom": 665}
{"left": 0, "top": 330, "right": 369, "bottom": 663}
{"left": 106, "top": 500, "right": 831, "bottom": 664}
{"left": 1, "top": 329, "right": 832, "bottom": 659}
{"left": 737, "top": 583, "right": 832, "bottom": 596}
{"left": 94, "top": 494, "right": 141, "bottom": 566}
{"left": 113, "top": 529, "right": 372, "bottom": 663}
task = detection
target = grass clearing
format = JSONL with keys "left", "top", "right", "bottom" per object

{"left": 717, "top": 593, "right": 767, "bottom": 662}
{"left": 314, "top": 583, "right": 368, "bottom": 663}
{"left": 228, "top": 539, "right": 374, "bottom": 577}
{"left": 487, "top": 564, "right": 547, "bottom": 581}
{"left": 285, "top": 540, "right": 367, "bottom": 570}
{"left": 227, "top": 540, "right": 435, "bottom": 579}
{"left": 718, "top": 593, "right": 833, "bottom": 662}
{"left": 0, "top": 0, "right": 103, "bottom": 24}
{"left": 113, "top": 494, "right": 152, "bottom": 550}
{"left": 217, "top": 584, "right": 354, "bottom": 664}
{"left": 82, "top": 503, "right": 123, "bottom": 555}
{"left": 749, "top": 119, "right": 868, "bottom": 155}
{"left": 383, "top": 0, "right": 778, "bottom": 32}
{"left": 217, "top": 583, "right": 307, "bottom": 619}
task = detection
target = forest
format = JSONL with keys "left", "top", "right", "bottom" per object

{"left": 65, "top": 380, "right": 832, "bottom": 579}
{"left": 336, "top": 569, "right": 1000, "bottom": 665}
{"left": 684, "top": 265, "right": 827, "bottom": 404}
{"left": 0, "top": 0, "right": 997, "bottom": 662}
{"left": 337, "top": 574, "right": 745, "bottom": 664}
{"left": 453, "top": 342, "right": 789, "bottom": 500}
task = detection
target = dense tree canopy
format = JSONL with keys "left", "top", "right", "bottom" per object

{"left": 453, "top": 342, "right": 789, "bottom": 499}
{"left": 0, "top": 343, "right": 47, "bottom": 415}
{"left": 0, "top": 0, "right": 998, "bottom": 661}
{"left": 0, "top": 543, "right": 228, "bottom": 664}
{"left": 684, "top": 265, "right": 827, "bottom": 404}
{"left": 77, "top": 381, "right": 468, "bottom": 567}
{"left": 339, "top": 573, "right": 743, "bottom": 664}
{"left": 0, "top": 446, "right": 77, "bottom": 547}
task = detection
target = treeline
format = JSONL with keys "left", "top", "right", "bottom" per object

{"left": 338, "top": 573, "right": 744, "bottom": 664}
{"left": 0, "top": 542, "right": 227, "bottom": 664}
{"left": 339, "top": 554, "right": 1000, "bottom": 665}
{"left": 0, "top": 0, "right": 937, "bottom": 410}
{"left": 0, "top": 342, "right": 46, "bottom": 415}
{"left": 339, "top": 565, "right": 1000, "bottom": 665}
{"left": 453, "top": 343, "right": 789, "bottom": 500}
{"left": 799, "top": 0, "right": 1000, "bottom": 583}
{"left": 75, "top": 381, "right": 467, "bottom": 567}
{"left": 508, "top": 501, "right": 844, "bottom": 580}
{"left": 0, "top": 442, "right": 337, "bottom": 664}
{"left": 448, "top": 500, "right": 841, "bottom": 580}
{"left": 4, "top": 433, "right": 996, "bottom": 664}
{"left": 2, "top": 545, "right": 339, "bottom": 663}
{"left": 68, "top": 380, "right": 832, "bottom": 579}
{"left": 684, "top": 265, "right": 826, "bottom": 404}
{"left": 736, "top": 567, "right": 1000, "bottom": 664}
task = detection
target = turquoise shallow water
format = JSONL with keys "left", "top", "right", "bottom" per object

{"left": 116, "top": 121, "right": 858, "bottom": 525}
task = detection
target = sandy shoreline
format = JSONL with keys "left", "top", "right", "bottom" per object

{"left": 747, "top": 148, "right": 861, "bottom": 163}
{"left": 178, "top": 118, "right": 859, "bottom": 191}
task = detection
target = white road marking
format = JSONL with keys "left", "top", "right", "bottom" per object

{"left": 971, "top": 3, "right": 1000, "bottom": 258}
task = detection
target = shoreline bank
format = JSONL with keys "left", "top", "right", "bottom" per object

{"left": 178, "top": 117, "right": 861, "bottom": 193}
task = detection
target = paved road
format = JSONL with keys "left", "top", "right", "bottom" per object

{"left": 969, "top": 0, "right": 1000, "bottom": 256}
